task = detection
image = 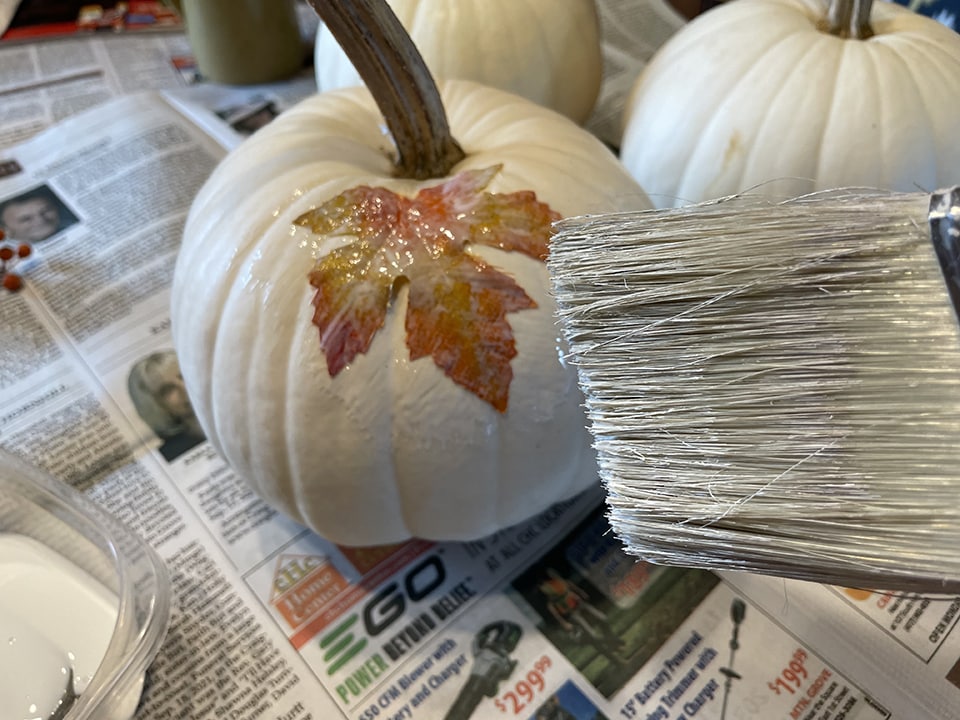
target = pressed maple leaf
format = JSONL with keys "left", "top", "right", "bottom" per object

{"left": 294, "top": 165, "right": 559, "bottom": 412}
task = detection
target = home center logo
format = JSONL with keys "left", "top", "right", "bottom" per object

{"left": 270, "top": 554, "right": 350, "bottom": 637}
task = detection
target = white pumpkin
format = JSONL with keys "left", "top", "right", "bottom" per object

{"left": 620, "top": 0, "right": 960, "bottom": 208}
{"left": 314, "top": 0, "right": 603, "bottom": 125}
{"left": 171, "top": 78, "right": 648, "bottom": 545}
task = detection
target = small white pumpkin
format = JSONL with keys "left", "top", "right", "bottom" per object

{"left": 314, "top": 0, "right": 603, "bottom": 125}
{"left": 172, "top": 0, "right": 648, "bottom": 546}
{"left": 620, "top": 0, "right": 960, "bottom": 208}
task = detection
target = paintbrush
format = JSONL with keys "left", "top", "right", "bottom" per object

{"left": 547, "top": 186, "right": 960, "bottom": 593}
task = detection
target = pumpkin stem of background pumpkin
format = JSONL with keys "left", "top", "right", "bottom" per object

{"left": 305, "top": 0, "right": 466, "bottom": 179}
{"left": 825, "top": 0, "right": 874, "bottom": 39}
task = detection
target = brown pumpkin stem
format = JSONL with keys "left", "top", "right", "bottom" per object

{"left": 305, "top": 0, "right": 466, "bottom": 179}
{"left": 825, "top": 0, "right": 874, "bottom": 39}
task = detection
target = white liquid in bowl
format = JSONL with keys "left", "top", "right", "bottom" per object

{"left": 1, "top": 611, "right": 74, "bottom": 720}
{"left": 0, "top": 533, "right": 118, "bottom": 720}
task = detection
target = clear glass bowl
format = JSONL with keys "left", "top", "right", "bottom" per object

{"left": 0, "top": 448, "right": 171, "bottom": 719}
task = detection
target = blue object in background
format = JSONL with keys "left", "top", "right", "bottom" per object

{"left": 891, "top": 0, "right": 958, "bottom": 29}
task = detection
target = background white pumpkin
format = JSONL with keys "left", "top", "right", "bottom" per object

{"left": 619, "top": 0, "right": 960, "bottom": 208}
{"left": 171, "top": 79, "right": 649, "bottom": 546}
{"left": 314, "top": 0, "right": 603, "bottom": 125}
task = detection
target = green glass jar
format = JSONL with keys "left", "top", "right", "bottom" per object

{"left": 171, "top": 0, "right": 304, "bottom": 85}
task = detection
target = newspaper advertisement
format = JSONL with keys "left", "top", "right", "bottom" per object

{"left": 0, "top": 1, "right": 182, "bottom": 43}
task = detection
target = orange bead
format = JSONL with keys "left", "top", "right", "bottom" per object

{"left": 2, "top": 273, "right": 22, "bottom": 291}
{"left": 17, "top": 244, "right": 31, "bottom": 258}
{"left": 0, "top": 247, "right": 12, "bottom": 261}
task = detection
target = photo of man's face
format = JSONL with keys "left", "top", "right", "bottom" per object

{"left": 127, "top": 350, "right": 206, "bottom": 463}
{"left": 1, "top": 195, "right": 61, "bottom": 243}
{"left": 143, "top": 353, "right": 194, "bottom": 425}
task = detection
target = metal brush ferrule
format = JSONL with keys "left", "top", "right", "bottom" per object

{"left": 929, "top": 186, "right": 960, "bottom": 319}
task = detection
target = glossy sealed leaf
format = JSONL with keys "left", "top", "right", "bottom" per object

{"left": 295, "top": 165, "right": 559, "bottom": 412}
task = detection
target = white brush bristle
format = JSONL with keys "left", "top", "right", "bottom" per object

{"left": 549, "top": 190, "right": 960, "bottom": 593}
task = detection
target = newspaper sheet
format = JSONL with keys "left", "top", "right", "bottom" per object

{"left": 0, "top": 0, "right": 665, "bottom": 154}
{"left": 2, "top": 87, "right": 960, "bottom": 720}
{"left": 585, "top": 0, "right": 687, "bottom": 148}
{"left": 0, "top": 3, "right": 320, "bottom": 152}
{"left": 2, "top": 3, "right": 960, "bottom": 718}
